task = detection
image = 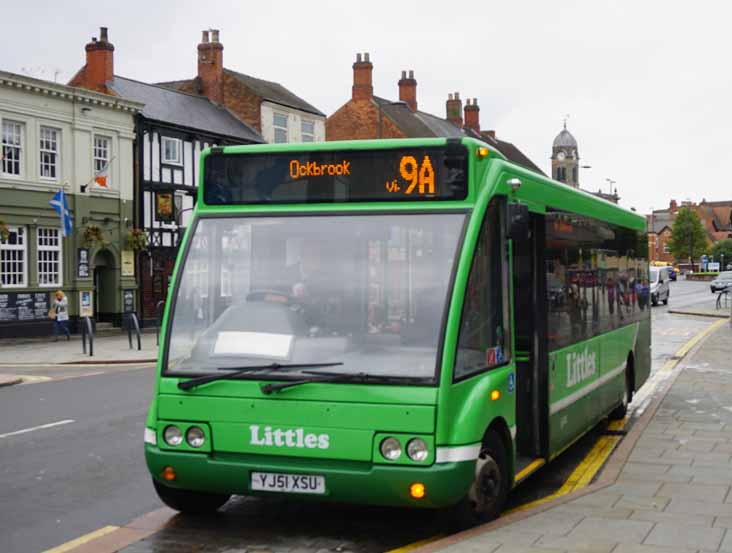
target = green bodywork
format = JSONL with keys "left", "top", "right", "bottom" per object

{"left": 145, "top": 137, "right": 649, "bottom": 509}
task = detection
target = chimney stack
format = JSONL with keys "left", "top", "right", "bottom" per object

{"left": 464, "top": 97, "right": 479, "bottom": 132}
{"left": 398, "top": 69, "right": 417, "bottom": 111}
{"left": 83, "top": 26, "right": 115, "bottom": 93}
{"left": 446, "top": 92, "right": 463, "bottom": 127}
{"left": 197, "top": 28, "right": 224, "bottom": 105}
{"left": 485, "top": 129, "right": 496, "bottom": 139}
{"left": 352, "top": 52, "right": 373, "bottom": 101}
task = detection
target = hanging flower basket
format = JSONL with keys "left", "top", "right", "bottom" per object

{"left": 0, "top": 220, "right": 9, "bottom": 243}
{"left": 82, "top": 224, "right": 109, "bottom": 248}
{"left": 126, "top": 228, "right": 149, "bottom": 252}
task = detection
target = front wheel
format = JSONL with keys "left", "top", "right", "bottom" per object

{"left": 663, "top": 290, "right": 669, "bottom": 305}
{"left": 445, "top": 429, "right": 509, "bottom": 530}
{"left": 651, "top": 294, "right": 658, "bottom": 306}
{"left": 153, "top": 479, "right": 230, "bottom": 514}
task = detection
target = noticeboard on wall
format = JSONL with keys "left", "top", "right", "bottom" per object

{"left": 121, "top": 250, "right": 135, "bottom": 277}
{"left": 79, "top": 291, "right": 94, "bottom": 318}
{"left": 0, "top": 292, "right": 51, "bottom": 322}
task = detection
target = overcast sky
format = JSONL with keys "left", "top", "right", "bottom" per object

{"left": 3, "top": 0, "right": 730, "bottom": 214}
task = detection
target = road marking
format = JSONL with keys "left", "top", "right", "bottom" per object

{"left": 385, "top": 534, "right": 446, "bottom": 552}
{"left": 43, "top": 525, "right": 119, "bottom": 553}
{"left": 515, "top": 458, "right": 546, "bottom": 484}
{"left": 0, "top": 419, "right": 74, "bottom": 439}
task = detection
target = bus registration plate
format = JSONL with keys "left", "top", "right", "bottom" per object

{"left": 250, "top": 472, "right": 326, "bottom": 494}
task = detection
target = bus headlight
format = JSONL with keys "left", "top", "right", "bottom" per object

{"left": 186, "top": 426, "right": 205, "bottom": 448}
{"left": 406, "top": 438, "right": 429, "bottom": 462}
{"left": 164, "top": 425, "right": 183, "bottom": 446}
{"left": 380, "top": 437, "right": 402, "bottom": 460}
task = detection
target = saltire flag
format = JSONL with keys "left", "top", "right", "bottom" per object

{"left": 94, "top": 159, "right": 110, "bottom": 188}
{"left": 49, "top": 189, "right": 72, "bottom": 238}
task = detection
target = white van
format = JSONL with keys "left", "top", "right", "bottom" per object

{"left": 650, "top": 266, "right": 670, "bottom": 306}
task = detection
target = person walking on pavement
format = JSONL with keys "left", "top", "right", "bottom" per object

{"left": 52, "top": 290, "right": 70, "bottom": 341}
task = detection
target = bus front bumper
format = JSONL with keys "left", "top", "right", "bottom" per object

{"left": 145, "top": 445, "right": 474, "bottom": 509}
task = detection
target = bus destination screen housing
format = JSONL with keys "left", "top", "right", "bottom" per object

{"left": 203, "top": 145, "right": 468, "bottom": 205}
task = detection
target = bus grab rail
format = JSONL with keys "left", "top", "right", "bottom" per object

{"left": 81, "top": 316, "right": 94, "bottom": 357}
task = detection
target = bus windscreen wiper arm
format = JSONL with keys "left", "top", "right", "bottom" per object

{"left": 177, "top": 362, "right": 343, "bottom": 391}
{"left": 259, "top": 370, "right": 423, "bottom": 394}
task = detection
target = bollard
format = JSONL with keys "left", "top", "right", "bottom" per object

{"left": 81, "top": 316, "right": 94, "bottom": 357}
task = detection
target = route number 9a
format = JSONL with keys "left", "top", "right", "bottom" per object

{"left": 399, "top": 155, "right": 435, "bottom": 195}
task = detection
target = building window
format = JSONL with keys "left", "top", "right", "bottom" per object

{"left": 39, "top": 126, "right": 60, "bottom": 180}
{"left": 663, "top": 242, "right": 670, "bottom": 254}
{"left": 2, "top": 120, "right": 23, "bottom": 176}
{"left": 301, "top": 120, "right": 315, "bottom": 142}
{"left": 273, "top": 113, "right": 288, "bottom": 143}
{"left": 93, "top": 135, "right": 111, "bottom": 188}
{"left": 37, "top": 228, "right": 62, "bottom": 287}
{"left": 555, "top": 167, "right": 566, "bottom": 182}
{"left": 0, "top": 226, "right": 27, "bottom": 287}
{"left": 162, "top": 137, "right": 182, "bottom": 165}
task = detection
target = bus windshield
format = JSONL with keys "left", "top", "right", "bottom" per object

{"left": 165, "top": 212, "right": 466, "bottom": 382}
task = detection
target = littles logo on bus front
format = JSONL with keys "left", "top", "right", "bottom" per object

{"left": 249, "top": 424, "right": 330, "bottom": 450}
{"left": 565, "top": 348, "right": 597, "bottom": 388}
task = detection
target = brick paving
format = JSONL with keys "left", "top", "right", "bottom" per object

{"left": 424, "top": 323, "right": 732, "bottom": 553}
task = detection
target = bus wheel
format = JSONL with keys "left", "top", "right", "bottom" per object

{"left": 610, "top": 365, "right": 632, "bottom": 420}
{"left": 153, "top": 479, "right": 230, "bottom": 514}
{"left": 447, "top": 429, "right": 509, "bottom": 529}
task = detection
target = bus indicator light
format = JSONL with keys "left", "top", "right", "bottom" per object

{"left": 490, "top": 389, "right": 501, "bottom": 401}
{"left": 477, "top": 147, "right": 489, "bottom": 158}
{"left": 162, "top": 466, "right": 177, "bottom": 482}
{"left": 409, "top": 482, "right": 426, "bottom": 499}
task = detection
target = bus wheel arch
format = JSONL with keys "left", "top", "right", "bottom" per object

{"left": 485, "top": 417, "right": 514, "bottom": 485}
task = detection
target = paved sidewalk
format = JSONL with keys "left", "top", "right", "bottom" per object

{"left": 421, "top": 322, "right": 732, "bottom": 553}
{"left": 0, "top": 332, "right": 158, "bottom": 366}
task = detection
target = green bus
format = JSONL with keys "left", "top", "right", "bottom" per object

{"left": 144, "top": 137, "right": 650, "bottom": 524}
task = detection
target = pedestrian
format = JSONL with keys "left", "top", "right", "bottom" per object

{"left": 51, "top": 290, "right": 70, "bottom": 341}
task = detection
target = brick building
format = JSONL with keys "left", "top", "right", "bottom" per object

{"left": 326, "top": 53, "right": 543, "bottom": 175}
{"left": 158, "top": 30, "right": 326, "bottom": 144}
{"left": 647, "top": 199, "right": 732, "bottom": 263}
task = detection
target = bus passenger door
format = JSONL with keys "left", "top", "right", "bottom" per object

{"left": 511, "top": 211, "right": 548, "bottom": 460}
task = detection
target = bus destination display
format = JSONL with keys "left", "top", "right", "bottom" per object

{"left": 203, "top": 146, "right": 468, "bottom": 205}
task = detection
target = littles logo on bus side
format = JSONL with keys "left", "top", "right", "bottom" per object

{"left": 565, "top": 348, "right": 597, "bottom": 388}
{"left": 249, "top": 424, "right": 330, "bottom": 450}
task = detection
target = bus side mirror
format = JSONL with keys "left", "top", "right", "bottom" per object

{"left": 507, "top": 203, "right": 529, "bottom": 241}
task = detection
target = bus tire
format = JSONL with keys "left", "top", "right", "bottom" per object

{"left": 447, "top": 429, "right": 509, "bottom": 529}
{"left": 153, "top": 479, "right": 230, "bottom": 514}
{"left": 610, "top": 364, "right": 632, "bottom": 420}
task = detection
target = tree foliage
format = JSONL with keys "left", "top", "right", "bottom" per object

{"left": 667, "top": 207, "right": 708, "bottom": 264}
{"left": 710, "top": 238, "right": 732, "bottom": 266}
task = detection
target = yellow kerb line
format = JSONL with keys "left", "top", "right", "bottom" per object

{"left": 43, "top": 525, "right": 119, "bottom": 553}
{"left": 385, "top": 534, "right": 446, "bottom": 552}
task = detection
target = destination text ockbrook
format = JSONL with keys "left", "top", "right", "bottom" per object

{"left": 289, "top": 160, "right": 351, "bottom": 178}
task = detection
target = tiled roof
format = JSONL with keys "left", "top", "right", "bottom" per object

{"left": 224, "top": 69, "right": 325, "bottom": 116}
{"left": 109, "top": 76, "right": 263, "bottom": 142}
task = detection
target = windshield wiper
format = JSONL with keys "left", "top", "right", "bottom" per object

{"left": 177, "top": 362, "right": 343, "bottom": 391}
{"left": 260, "top": 369, "right": 429, "bottom": 395}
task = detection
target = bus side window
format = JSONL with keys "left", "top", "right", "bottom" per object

{"left": 453, "top": 200, "right": 511, "bottom": 380}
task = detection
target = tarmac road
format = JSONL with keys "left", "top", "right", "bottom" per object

{"left": 0, "top": 278, "right": 720, "bottom": 553}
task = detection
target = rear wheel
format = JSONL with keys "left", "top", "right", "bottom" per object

{"left": 611, "top": 364, "right": 632, "bottom": 420}
{"left": 153, "top": 479, "right": 230, "bottom": 514}
{"left": 663, "top": 290, "right": 669, "bottom": 305}
{"left": 651, "top": 294, "right": 658, "bottom": 306}
{"left": 445, "top": 429, "right": 509, "bottom": 530}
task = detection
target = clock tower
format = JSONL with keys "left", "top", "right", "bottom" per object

{"left": 551, "top": 120, "right": 579, "bottom": 188}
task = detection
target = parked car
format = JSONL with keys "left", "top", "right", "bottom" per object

{"left": 650, "top": 266, "right": 670, "bottom": 306}
{"left": 710, "top": 271, "right": 732, "bottom": 293}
